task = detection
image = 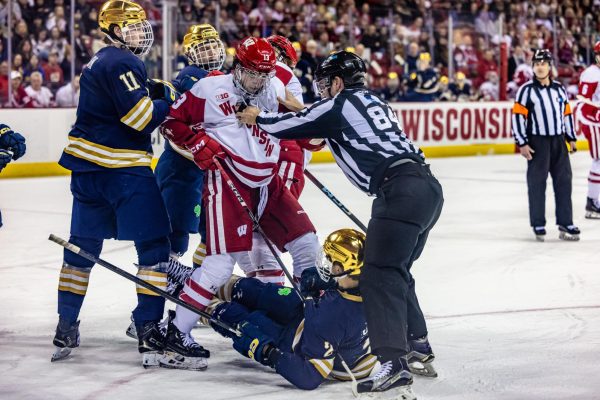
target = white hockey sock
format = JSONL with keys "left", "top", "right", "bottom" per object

{"left": 284, "top": 232, "right": 319, "bottom": 278}
{"left": 588, "top": 159, "right": 600, "bottom": 200}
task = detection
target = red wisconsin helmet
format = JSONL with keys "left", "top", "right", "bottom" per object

{"left": 235, "top": 37, "right": 276, "bottom": 74}
{"left": 267, "top": 35, "right": 298, "bottom": 67}
{"left": 594, "top": 41, "right": 600, "bottom": 54}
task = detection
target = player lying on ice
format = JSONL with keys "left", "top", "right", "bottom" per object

{"left": 201, "top": 228, "right": 379, "bottom": 390}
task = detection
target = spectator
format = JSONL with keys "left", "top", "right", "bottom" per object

{"left": 12, "top": 53, "right": 24, "bottom": 75}
{"left": 23, "top": 54, "right": 45, "bottom": 84}
{"left": 17, "top": 39, "right": 34, "bottom": 66}
{"left": 43, "top": 51, "right": 64, "bottom": 91}
{"left": 0, "top": 61, "right": 8, "bottom": 104}
{"left": 361, "top": 24, "right": 383, "bottom": 52}
{"left": 476, "top": 49, "right": 498, "bottom": 87}
{"left": 6, "top": 71, "right": 32, "bottom": 108}
{"left": 25, "top": 71, "right": 53, "bottom": 107}
{"left": 296, "top": 39, "right": 320, "bottom": 102}
{"left": 45, "top": 5, "right": 67, "bottom": 32}
{"left": 33, "top": 29, "right": 52, "bottom": 59}
{"left": 477, "top": 71, "right": 499, "bottom": 101}
{"left": 12, "top": 20, "right": 29, "bottom": 50}
{"left": 453, "top": 34, "right": 479, "bottom": 79}
{"left": 404, "top": 52, "right": 440, "bottom": 102}
{"left": 438, "top": 75, "right": 453, "bottom": 101}
{"left": 404, "top": 41, "right": 420, "bottom": 75}
{"left": 48, "top": 27, "right": 68, "bottom": 63}
{"left": 398, "top": 17, "right": 423, "bottom": 42}
{"left": 55, "top": 74, "right": 80, "bottom": 107}
{"left": 508, "top": 46, "right": 526, "bottom": 82}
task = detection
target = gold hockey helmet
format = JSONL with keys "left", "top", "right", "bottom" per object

{"left": 317, "top": 228, "right": 366, "bottom": 282}
{"left": 183, "top": 24, "right": 225, "bottom": 71}
{"left": 98, "top": 0, "right": 153, "bottom": 57}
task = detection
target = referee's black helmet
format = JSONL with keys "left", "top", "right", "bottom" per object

{"left": 532, "top": 49, "right": 553, "bottom": 65}
{"left": 315, "top": 51, "right": 367, "bottom": 95}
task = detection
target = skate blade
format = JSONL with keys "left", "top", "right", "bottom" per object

{"left": 142, "top": 351, "right": 162, "bottom": 369}
{"left": 51, "top": 346, "right": 72, "bottom": 362}
{"left": 585, "top": 211, "right": 600, "bottom": 219}
{"left": 535, "top": 235, "right": 545, "bottom": 242}
{"left": 559, "top": 232, "right": 580, "bottom": 241}
{"left": 126, "top": 321, "right": 137, "bottom": 340}
{"left": 358, "top": 386, "right": 417, "bottom": 400}
{"left": 158, "top": 351, "right": 208, "bottom": 371}
{"left": 408, "top": 361, "right": 438, "bottom": 378}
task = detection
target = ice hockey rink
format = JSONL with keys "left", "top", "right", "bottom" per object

{"left": 1, "top": 152, "right": 599, "bottom": 400}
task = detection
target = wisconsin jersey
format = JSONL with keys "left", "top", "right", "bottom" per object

{"left": 59, "top": 46, "right": 169, "bottom": 176}
{"left": 166, "top": 74, "right": 282, "bottom": 188}
{"left": 578, "top": 64, "right": 600, "bottom": 126}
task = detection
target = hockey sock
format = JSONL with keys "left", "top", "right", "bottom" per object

{"left": 588, "top": 159, "right": 600, "bottom": 200}
{"left": 193, "top": 242, "right": 207, "bottom": 268}
{"left": 169, "top": 230, "right": 189, "bottom": 256}
{"left": 284, "top": 232, "right": 319, "bottom": 277}
{"left": 57, "top": 236, "right": 102, "bottom": 323}
{"left": 133, "top": 263, "right": 167, "bottom": 326}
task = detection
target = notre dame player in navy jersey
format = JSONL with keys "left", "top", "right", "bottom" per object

{"left": 201, "top": 229, "right": 378, "bottom": 390}
{"left": 154, "top": 24, "right": 225, "bottom": 268}
{"left": 52, "top": 0, "right": 209, "bottom": 368}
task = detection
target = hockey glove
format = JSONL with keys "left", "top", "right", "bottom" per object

{"left": 178, "top": 75, "right": 200, "bottom": 92}
{"left": 185, "top": 129, "right": 226, "bottom": 170}
{"left": 300, "top": 267, "right": 338, "bottom": 298}
{"left": 147, "top": 78, "right": 180, "bottom": 105}
{"left": 0, "top": 124, "right": 26, "bottom": 160}
{"left": 232, "top": 321, "right": 275, "bottom": 366}
{"left": 297, "top": 138, "right": 326, "bottom": 152}
{"left": 0, "top": 149, "right": 12, "bottom": 172}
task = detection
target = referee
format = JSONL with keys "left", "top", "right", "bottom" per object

{"left": 237, "top": 51, "right": 443, "bottom": 398}
{"left": 512, "top": 49, "right": 580, "bottom": 241}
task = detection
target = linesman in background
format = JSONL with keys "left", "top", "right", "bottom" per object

{"left": 512, "top": 49, "right": 580, "bottom": 241}
{"left": 237, "top": 51, "right": 444, "bottom": 400}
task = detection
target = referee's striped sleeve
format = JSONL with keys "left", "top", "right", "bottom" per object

{"left": 256, "top": 98, "right": 340, "bottom": 139}
{"left": 560, "top": 86, "right": 577, "bottom": 141}
{"left": 511, "top": 84, "right": 529, "bottom": 146}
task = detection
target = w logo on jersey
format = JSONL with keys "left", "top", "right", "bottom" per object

{"left": 237, "top": 224, "right": 248, "bottom": 237}
{"left": 219, "top": 101, "right": 234, "bottom": 116}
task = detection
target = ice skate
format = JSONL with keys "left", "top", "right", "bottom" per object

{"left": 533, "top": 226, "right": 546, "bottom": 242}
{"left": 585, "top": 197, "right": 600, "bottom": 219}
{"left": 159, "top": 312, "right": 210, "bottom": 371}
{"left": 51, "top": 319, "right": 80, "bottom": 362}
{"left": 137, "top": 319, "right": 167, "bottom": 368}
{"left": 558, "top": 225, "right": 580, "bottom": 241}
{"left": 407, "top": 335, "right": 437, "bottom": 378}
{"left": 166, "top": 257, "right": 194, "bottom": 296}
{"left": 357, "top": 357, "right": 416, "bottom": 399}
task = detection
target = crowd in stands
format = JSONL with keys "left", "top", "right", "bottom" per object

{"left": 1, "top": 0, "right": 599, "bottom": 107}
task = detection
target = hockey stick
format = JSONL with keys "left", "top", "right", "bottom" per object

{"left": 48, "top": 234, "right": 241, "bottom": 337}
{"left": 304, "top": 169, "right": 368, "bottom": 232}
{"left": 212, "top": 158, "right": 306, "bottom": 302}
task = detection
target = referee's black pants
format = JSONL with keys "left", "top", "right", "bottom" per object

{"left": 359, "top": 162, "right": 443, "bottom": 361}
{"left": 526, "top": 135, "right": 573, "bottom": 228}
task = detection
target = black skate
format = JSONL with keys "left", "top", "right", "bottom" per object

{"left": 533, "top": 226, "right": 546, "bottom": 242}
{"left": 585, "top": 198, "right": 600, "bottom": 219}
{"left": 160, "top": 312, "right": 210, "bottom": 371}
{"left": 407, "top": 335, "right": 437, "bottom": 378}
{"left": 166, "top": 258, "right": 194, "bottom": 296}
{"left": 558, "top": 225, "right": 580, "bottom": 241}
{"left": 51, "top": 319, "right": 80, "bottom": 362}
{"left": 357, "top": 357, "right": 416, "bottom": 399}
{"left": 137, "top": 320, "right": 167, "bottom": 368}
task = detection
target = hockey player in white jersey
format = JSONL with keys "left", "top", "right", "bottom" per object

{"left": 577, "top": 41, "right": 600, "bottom": 218}
{"left": 158, "top": 37, "right": 320, "bottom": 370}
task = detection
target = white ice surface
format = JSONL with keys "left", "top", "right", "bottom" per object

{"left": 0, "top": 153, "right": 599, "bottom": 400}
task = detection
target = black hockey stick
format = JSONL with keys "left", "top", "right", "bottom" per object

{"left": 48, "top": 234, "right": 241, "bottom": 337}
{"left": 304, "top": 169, "right": 368, "bottom": 232}
{"left": 212, "top": 158, "right": 306, "bottom": 302}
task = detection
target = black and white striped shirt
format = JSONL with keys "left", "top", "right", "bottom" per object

{"left": 256, "top": 88, "right": 424, "bottom": 195}
{"left": 511, "top": 79, "right": 577, "bottom": 146}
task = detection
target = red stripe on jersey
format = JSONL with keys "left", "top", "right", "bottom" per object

{"left": 275, "top": 64, "right": 293, "bottom": 86}
{"left": 256, "top": 269, "right": 285, "bottom": 277}
{"left": 590, "top": 171, "right": 600, "bottom": 177}
{"left": 169, "top": 92, "right": 206, "bottom": 125}
{"left": 588, "top": 178, "right": 600, "bottom": 183}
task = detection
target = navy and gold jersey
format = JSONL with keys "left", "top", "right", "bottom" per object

{"left": 276, "top": 290, "right": 377, "bottom": 390}
{"left": 59, "top": 46, "right": 170, "bottom": 176}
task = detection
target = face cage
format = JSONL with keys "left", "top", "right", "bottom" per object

{"left": 187, "top": 39, "right": 226, "bottom": 71}
{"left": 316, "top": 247, "right": 333, "bottom": 282}
{"left": 233, "top": 64, "right": 274, "bottom": 98}
{"left": 121, "top": 20, "right": 154, "bottom": 57}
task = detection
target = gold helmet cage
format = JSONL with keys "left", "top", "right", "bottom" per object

{"left": 98, "top": 0, "right": 153, "bottom": 57}
{"left": 183, "top": 24, "right": 225, "bottom": 71}
{"left": 317, "top": 229, "right": 366, "bottom": 282}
